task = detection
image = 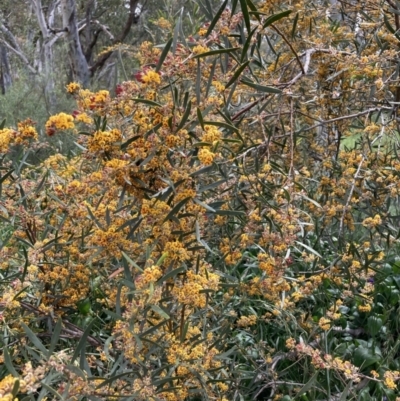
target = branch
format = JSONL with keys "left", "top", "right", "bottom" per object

{"left": 293, "top": 107, "right": 390, "bottom": 134}
{"left": 0, "top": 24, "right": 36, "bottom": 74}
{"left": 271, "top": 24, "right": 304, "bottom": 75}
{"left": 90, "top": 0, "right": 141, "bottom": 75}
{"left": 385, "top": 0, "right": 400, "bottom": 30}
{"left": 91, "top": 20, "right": 115, "bottom": 41}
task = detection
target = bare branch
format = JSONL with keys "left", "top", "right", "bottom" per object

{"left": 294, "top": 107, "right": 391, "bottom": 134}
{"left": 90, "top": 0, "right": 141, "bottom": 75}
{"left": 271, "top": 24, "right": 305, "bottom": 75}
{"left": 0, "top": 24, "right": 36, "bottom": 74}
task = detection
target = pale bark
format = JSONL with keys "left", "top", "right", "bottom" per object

{"left": 61, "top": 0, "right": 90, "bottom": 86}
{"left": 30, "top": 0, "right": 60, "bottom": 110}
{"left": 0, "top": 44, "right": 12, "bottom": 94}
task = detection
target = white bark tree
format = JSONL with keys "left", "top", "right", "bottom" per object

{"left": 0, "top": 0, "right": 143, "bottom": 93}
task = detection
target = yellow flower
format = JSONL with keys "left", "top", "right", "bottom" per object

{"left": 285, "top": 337, "right": 296, "bottom": 349}
{"left": 154, "top": 17, "right": 172, "bottom": 30}
{"left": 362, "top": 214, "right": 382, "bottom": 228}
{"left": 198, "top": 148, "right": 215, "bottom": 165}
{"left": 198, "top": 28, "right": 207, "bottom": 36}
{"left": 237, "top": 315, "right": 257, "bottom": 327}
{"left": 142, "top": 70, "right": 161, "bottom": 85}
{"left": 66, "top": 82, "right": 81, "bottom": 93}
{"left": 358, "top": 303, "right": 372, "bottom": 313}
{"left": 192, "top": 45, "right": 209, "bottom": 55}
{"left": 318, "top": 317, "right": 331, "bottom": 331}
{"left": 45, "top": 113, "right": 75, "bottom": 136}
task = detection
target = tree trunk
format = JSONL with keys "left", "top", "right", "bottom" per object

{"left": 0, "top": 44, "right": 12, "bottom": 94}
{"left": 61, "top": 0, "right": 90, "bottom": 86}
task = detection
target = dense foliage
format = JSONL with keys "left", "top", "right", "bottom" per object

{"left": 2, "top": 0, "right": 400, "bottom": 400}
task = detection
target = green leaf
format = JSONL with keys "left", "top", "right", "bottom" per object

{"left": 180, "top": 320, "right": 190, "bottom": 342}
{"left": 240, "top": 28, "right": 257, "bottom": 62}
{"left": 226, "top": 60, "right": 250, "bottom": 89}
{"left": 132, "top": 98, "right": 162, "bottom": 108}
{"left": 20, "top": 322, "right": 50, "bottom": 359}
{"left": 239, "top": 0, "right": 251, "bottom": 33}
{"left": 49, "top": 319, "right": 63, "bottom": 356}
{"left": 150, "top": 304, "right": 170, "bottom": 320}
{"left": 198, "top": 179, "right": 227, "bottom": 193}
{"left": 176, "top": 100, "right": 192, "bottom": 132}
{"left": 196, "top": 59, "right": 201, "bottom": 104}
{"left": 71, "top": 318, "right": 97, "bottom": 364}
{"left": 246, "top": 0, "right": 258, "bottom": 15}
{"left": 353, "top": 346, "right": 379, "bottom": 369}
{"left": 339, "top": 380, "right": 352, "bottom": 401}
{"left": 156, "top": 252, "right": 168, "bottom": 266}
{"left": 206, "top": 0, "right": 229, "bottom": 37}
{"left": 77, "top": 298, "right": 92, "bottom": 315}
{"left": 203, "top": 120, "right": 239, "bottom": 133}
{"left": 291, "top": 12, "right": 299, "bottom": 39}
{"left": 262, "top": 10, "right": 292, "bottom": 29}
{"left": 294, "top": 372, "right": 318, "bottom": 399}
{"left": 367, "top": 316, "right": 383, "bottom": 337}
{"left": 163, "top": 197, "right": 192, "bottom": 222}
{"left": 384, "top": 14, "right": 395, "bottom": 34}
{"left": 197, "top": 107, "right": 205, "bottom": 130}
{"left": 294, "top": 241, "right": 323, "bottom": 259}
{"left": 192, "top": 47, "right": 240, "bottom": 59}
{"left": 0, "top": 168, "right": 14, "bottom": 197}
{"left": 3, "top": 346, "right": 18, "bottom": 376}
{"left": 240, "top": 78, "right": 282, "bottom": 93}
{"left": 172, "top": 9, "right": 182, "bottom": 54}
{"left": 158, "top": 266, "right": 186, "bottom": 284}
{"left": 11, "top": 379, "right": 20, "bottom": 397}
{"left": 190, "top": 164, "right": 215, "bottom": 177}
{"left": 40, "top": 383, "right": 64, "bottom": 400}
{"left": 193, "top": 198, "right": 216, "bottom": 212}
{"left": 156, "top": 37, "right": 173, "bottom": 72}
{"left": 121, "top": 251, "right": 143, "bottom": 272}
{"left": 86, "top": 205, "right": 104, "bottom": 230}
{"left": 120, "top": 135, "right": 141, "bottom": 150}
{"left": 215, "top": 209, "right": 246, "bottom": 217}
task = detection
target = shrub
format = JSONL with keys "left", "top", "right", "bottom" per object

{"left": 1, "top": 1, "right": 400, "bottom": 400}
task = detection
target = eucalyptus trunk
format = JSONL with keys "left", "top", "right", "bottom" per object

{"left": 0, "top": 44, "right": 12, "bottom": 94}
{"left": 61, "top": 0, "right": 90, "bottom": 87}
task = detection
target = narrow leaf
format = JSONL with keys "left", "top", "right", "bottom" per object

{"left": 294, "top": 241, "right": 323, "bottom": 259}
{"left": 226, "top": 60, "right": 250, "bottom": 89}
{"left": 20, "top": 322, "right": 50, "bottom": 359}
{"left": 71, "top": 318, "right": 97, "bottom": 363}
{"left": 49, "top": 319, "right": 63, "bottom": 355}
{"left": 156, "top": 38, "right": 173, "bottom": 72}
{"left": 176, "top": 100, "right": 192, "bottom": 132}
{"left": 262, "top": 10, "right": 292, "bottom": 29}
{"left": 206, "top": 0, "right": 229, "bottom": 37}
{"left": 240, "top": 79, "right": 282, "bottom": 93}
{"left": 163, "top": 197, "right": 192, "bottom": 222}
{"left": 150, "top": 305, "right": 170, "bottom": 319}
{"left": 121, "top": 251, "right": 143, "bottom": 272}
{"left": 158, "top": 266, "right": 186, "bottom": 284}
{"left": 3, "top": 347, "right": 18, "bottom": 376}
{"left": 197, "top": 108, "right": 205, "bottom": 130}
{"left": 192, "top": 47, "right": 240, "bottom": 59}
{"left": 132, "top": 98, "right": 162, "bottom": 108}
{"left": 294, "top": 372, "right": 318, "bottom": 399}
{"left": 239, "top": 0, "right": 251, "bottom": 33}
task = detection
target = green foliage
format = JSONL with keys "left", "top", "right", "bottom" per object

{"left": 1, "top": 0, "right": 400, "bottom": 400}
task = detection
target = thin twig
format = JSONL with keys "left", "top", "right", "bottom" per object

{"left": 271, "top": 24, "right": 305, "bottom": 75}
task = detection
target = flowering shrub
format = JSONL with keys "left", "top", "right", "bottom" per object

{"left": 2, "top": 0, "right": 400, "bottom": 400}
